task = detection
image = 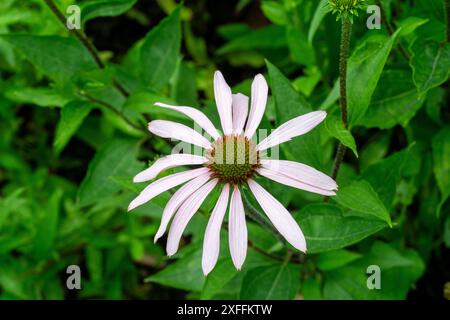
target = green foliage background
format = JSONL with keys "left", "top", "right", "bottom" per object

{"left": 0, "top": 0, "right": 449, "bottom": 300}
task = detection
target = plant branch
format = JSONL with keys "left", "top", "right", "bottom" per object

{"left": 79, "top": 91, "right": 146, "bottom": 133}
{"left": 325, "top": 17, "right": 352, "bottom": 199}
{"left": 43, "top": 0, "right": 129, "bottom": 97}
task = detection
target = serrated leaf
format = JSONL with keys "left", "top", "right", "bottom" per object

{"left": 295, "top": 204, "right": 387, "bottom": 253}
{"left": 240, "top": 263, "right": 300, "bottom": 300}
{"left": 334, "top": 180, "right": 392, "bottom": 225}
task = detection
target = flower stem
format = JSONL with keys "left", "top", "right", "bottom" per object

{"left": 242, "top": 191, "right": 286, "bottom": 245}
{"left": 43, "top": 0, "right": 129, "bottom": 98}
{"left": 327, "top": 17, "right": 352, "bottom": 191}
{"left": 338, "top": 17, "right": 351, "bottom": 130}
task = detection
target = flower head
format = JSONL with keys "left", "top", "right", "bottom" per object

{"left": 326, "top": 0, "right": 366, "bottom": 21}
{"left": 128, "top": 71, "right": 338, "bottom": 275}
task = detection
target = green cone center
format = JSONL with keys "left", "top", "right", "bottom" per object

{"left": 207, "top": 135, "right": 260, "bottom": 185}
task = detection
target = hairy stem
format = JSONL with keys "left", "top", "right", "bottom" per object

{"left": 326, "top": 17, "right": 352, "bottom": 193}
{"left": 43, "top": 0, "right": 129, "bottom": 97}
{"left": 339, "top": 17, "right": 351, "bottom": 130}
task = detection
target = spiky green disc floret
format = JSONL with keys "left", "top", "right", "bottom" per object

{"left": 326, "top": 0, "right": 366, "bottom": 22}
{"left": 207, "top": 135, "right": 260, "bottom": 185}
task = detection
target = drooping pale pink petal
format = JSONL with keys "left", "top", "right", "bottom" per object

{"left": 232, "top": 93, "right": 249, "bottom": 135}
{"left": 154, "top": 173, "right": 211, "bottom": 242}
{"left": 244, "top": 74, "right": 268, "bottom": 139}
{"left": 257, "top": 111, "right": 327, "bottom": 151}
{"left": 166, "top": 179, "right": 218, "bottom": 256}
{"left": 128, "top": 167, "right": 210, "bottom": 211}
{"left": 134, "top": 154, "right": 209, "bottom": 183}
{"left": 148, "top": 120, "right": 212, "bottom": 149}
{"left": 214, "top": 71, "right": 233, "bottom": 135}
{"left": 258, "top": 167, "right": 336, "bottom": 196}
{"left": 202, "top": 184, "right": 230, "bottom": 276}
{"left": 261, "top": 159, "right": 337, "bottom": 191}
{"left": 154, "top": 102, "right": 221, "bottom": 140}
{"left": 228, "top": 186, "right": 247, "bottom": 270}
{"left": 248, "top": 179, "right": 307, "bottom": 252}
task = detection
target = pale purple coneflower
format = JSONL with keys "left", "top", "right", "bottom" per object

{"left": 128, "top": 71, "right": 337, "bottom": 275}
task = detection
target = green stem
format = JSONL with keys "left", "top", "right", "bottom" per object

{"left": 338, "top": 17, "right": 351, "bottom": 130}
{"left": 79, "top": 91, "right": 146, "bottom": 133}
{"left": 445, "top": 0, "right": 450, "bottom": 42}
{"left": 327, "top": 17, "right": 352, "bottom": 193}
{"left": 242, "top": 191, "right": 286, "bottom": 245}
{"left": 43, "top": 0, "right": 129, "bottom": 97}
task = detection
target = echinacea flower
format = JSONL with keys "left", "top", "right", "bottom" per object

{"left": 128, "top": 71, "right": 337, "bottom": 275}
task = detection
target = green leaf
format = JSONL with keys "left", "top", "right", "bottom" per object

{"left": 410, "top": 39, "right": 450, "bottom": 95}
{"left": 172, "top": 61, "right": 198, "bottom": 106}
{"left": 140, "top": 7, "right": 181, "bottom": 89}
{"left": 240, "top": 263, "right": 300, "bottom": 299}
{"left": 315, "top": 249, "right": 362, "bottom": 271}
{"left": 308, "top": 0, "right": 328, "bottom": 44}
{"left": 360, "top": 69, "right": 426, "bottom": 129}
{"left": 1, "top": 35, "right": 96, "bottom": 84}
{"left": 286, "top": 26, "right": 315, "bottom": 66}
{"left": 347, "top": 30, "right": 401, "bottom": 126}
{"left": 432, "top": 127, "right": 450, "bottom": 212}
{"left": 217, "top": 25, "right": 286, "bottom": 55}
{"left": 334, "top": 180, "right": 392, "bottom": 226}
{"left": 266, "top": 60, "right": 324, "bottom": 169}
{"left": 323, "top": 242, "right": 425, "bottom": 299}
{"left": 361, "top": 147, "right": 410, "bottom": 209}
{"left": 4, "top": 86, "right": 71, "bottom": 107}
{"left": 295, "top": 204, "right": 387, "bottom": 253}
{"left": 261, "top": 1, "right": 287, "bottom": 25}
{"left": 33, "top": 189, "right": 63, "bottom": 259}
{"left": 78, "top": 138, "right": 143, "bottom": 206}
{"left": 324, "top": 115, "right": 358, "bottom": 157}
{"left": 81, "top": 0, "right": 137, "bottom": 24}
{"left": 54, "top": 100, "right": 93, "bottom": 153}
{"left": 146, "top": 246, "right": 205, "bottom": 291}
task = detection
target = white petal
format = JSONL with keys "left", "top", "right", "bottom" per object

{"left": 232, "top": 93, "right": 249, "bottom": 135}
{"left": 261, "top": 159, "right": 337, "bottom": 191}
{"left": 154, "top": 173, "right": 211, "bottom": 242}
{"left": 258, "top": 167, "right": 336, "bottom": 196}
{"left": 128, "top": 167, "right": 210, "bottom": 211}
{"left": 244, "top": 74, "right": 268, "bottom": 139}
{"left": 248, "top": 179, "right": 307, "bottom": 252}
{"left": 257, "top": 111, "right": 327, "bottom": 151}
{"left": 202, "top": 184, "right": 230, "bottom": 276}
{"left": 166, "top": 179, "right": 218, "bottom": 256}
{"left": 228, "top": 186, "right": 247, "bottom": 270}
{"left": 134, "top": 154, "right": 209, "bottom": 183}
{"left": 148, "top": 120, "right": 212, "bottom": 149}
{"left": 154, "top": 102, "right": 221, "bottom": 140}
{"left": 214, "top": 71, "right": 233, "bottom": 135}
